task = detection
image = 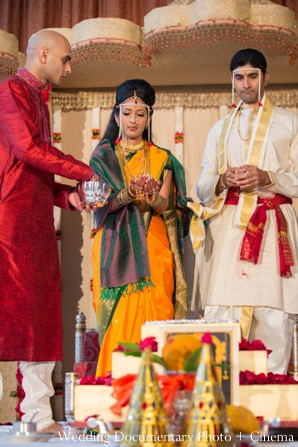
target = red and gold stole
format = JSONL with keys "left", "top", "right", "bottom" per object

{"left": 226, "top": 187, "right": 294, "bottom": 277}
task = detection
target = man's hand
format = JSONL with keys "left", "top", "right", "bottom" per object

{"left": 69, "top": 190, "right": 84, "bottom": 211}
{"left": 234, "top": 165, "right": 271, "bottom": 188}
{"left": 69, "top": 189, "right": 98, "bottom": 213}
{"left": 90, "top": 173, "right": 100, "bottom": 182}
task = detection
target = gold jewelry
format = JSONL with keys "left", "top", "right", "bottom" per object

{"left": 127, "top": 184, "right": 137, "bottom": 199}
{"left": 115, "top": 189, "right": 135, "bottom": 206}
{"left": 119, "top": 139, "right": 144, "bottom": 153}
{"left": 116, "top": 142, "right": 149, "bottom": 180}
{"left": 147, "top": 193, "right": 162, "bottom": 208}
{"left": 237, "top": 104, "right": 257, "bottom": 142}
{"left": 115, "top": 141, "right": 150, "bottom": 201}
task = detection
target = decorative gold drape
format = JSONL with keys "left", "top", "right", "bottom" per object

{"left": 0, "top": 0, "right": 297, "bottom": 54}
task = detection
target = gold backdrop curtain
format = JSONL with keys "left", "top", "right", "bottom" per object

{"left": 0, "top": 0, "right": 297, "bottom": 54}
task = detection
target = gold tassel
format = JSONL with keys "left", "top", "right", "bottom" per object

{"left": 182, "top": 333, "right": 235, "bottom": 447}
{"left": 120, "top": 348, "right": 172, "bottom": 447}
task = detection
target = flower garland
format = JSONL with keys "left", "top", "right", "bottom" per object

{"left": 41, "top": 83, "right": 52, "bottom": 108}
{"left": 239, "top": 338, "right": 272, "bottom": 357}
{"left": 174, "top": 106, "right": 184, "bottom": 165}
{"left": 9, "top": 366, "right": 25, "bottom": 421}
{"left": 240, "top": 370, "right": 298, "bottom": 385}
{"left": 79, "top": 371, "right": 112, "bottom": 386}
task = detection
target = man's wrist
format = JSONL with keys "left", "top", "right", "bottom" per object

{"left": 220, "top": 174, "right": 228, "bottom": 190}
{"left": 263, "top": 171, "right": 274, "bottom": 188}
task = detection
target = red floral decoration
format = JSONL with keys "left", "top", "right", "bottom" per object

{"left": 10, "top": 366, "right": 25, "bottom": 421}
{"left": 79, "top": 371, "right": 112, "bottom": 386}
{"left": 41, "top": 83, "right": 52, "bottom": 108}
{"left": 116, "top": 336, "right": 158, "bottom": 353}
{"left": 239, "top": 338, "right": 272, "bottom": 356}
{"left": 240, "top": 370, "right": 298, "bottom": 385}
{"left": 109, "top": 372, "right": 196, "bottom": 415}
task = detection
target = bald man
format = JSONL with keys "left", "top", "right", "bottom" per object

{"left": 0, "top": 30, "right": 97, "bottom": 433}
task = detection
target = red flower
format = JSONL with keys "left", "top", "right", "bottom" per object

{"left": 255, "top": 373, "right": 267, "bottom": 385}
{"left": 139, "top": 337, "right": 158, "bottom": 352}
{"left": 41, "top": 83, "right": 52, "bottom": 108}
{"left": 240, "top": 369, "right": 298, "bottom": 385}
{"left": 79, "top": 372, "right": 112, "bottom": 386}
{"left": 239, "top": 339, "right": 252, "bottom": 351}
{"left": 201, "top": 332, "right": 212, "bottom": 345}
{"left": 16, "top": 368, "right": 23, "bottom": 384}
{"left": 16, "top": 384, "right": 25, "bottom": 399}
{"left": 239, "top": 338, "right": 272, "bottom": 356}
{"left": 266, "top": 372, "right": 276, "bottom": 384}
{"left": 250, "top": 339, "right": 266, "bottom": 350}
{"left": 116, "top": 345, "right": 124, "bottom": 351}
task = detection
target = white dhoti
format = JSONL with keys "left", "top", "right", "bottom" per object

{"left": 19, "top": 361, "right": 56, "bottom": 430}
{"left": 205, "top": 305, "right": 295, "bottom": 374}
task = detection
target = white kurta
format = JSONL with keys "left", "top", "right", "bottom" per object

{"left": 197, "top": 100, "right": 298, "bottom": 314}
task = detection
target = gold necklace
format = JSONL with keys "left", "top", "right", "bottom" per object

{"left": 237, "top": 105, "right": 258, "bottom": 142}
{"left": 119, "top": 139, "right": 144, "bottom": 153}
{"left": 116, "top": 141, "right": 150, "bottom": 182}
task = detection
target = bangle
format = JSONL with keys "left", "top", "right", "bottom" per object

{"left": 147, "top": 193, "right": 162, "bottom": 208}
{"left": 220, "top": 174, "right": 228, "bottom": 190}
{"left": 115, "top": 189, "right": 135, "bottom": 206}
{"left": 127, "top": 184, "right": 137, "bottom": 199}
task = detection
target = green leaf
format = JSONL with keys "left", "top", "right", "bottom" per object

{"left": 10, "top": 391, "right": 17, "bottom": 397}
{"left": 152, "top": 354, "right": 167, "bottom": 368}
{"left": 123, "top": 351, "right": 142, "bottom": 358}
{"left": 183, "top": 348, "right": 202, "bottom": 372}
{"left": 117, "top": 342, "right": 141, "bottom": 353}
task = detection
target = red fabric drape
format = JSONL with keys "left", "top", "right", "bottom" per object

{"left": 0, "top": 0, "right": 297, "bottom": 54}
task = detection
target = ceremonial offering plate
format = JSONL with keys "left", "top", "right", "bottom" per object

{"left": 0, "top": 431, "right": 54, "bottom": 442}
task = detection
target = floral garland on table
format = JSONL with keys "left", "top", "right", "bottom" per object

{"left": 240, "top": 370, "right": 298, "bottom": 385}
{"left": 9, "top": 367, "right": 25, "bottom": 421}
{"left": 239, "top": 338, "right": 272, "bottom": 356}
{"left": 239, "top": 338, "right": 298, "bottom": 385}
